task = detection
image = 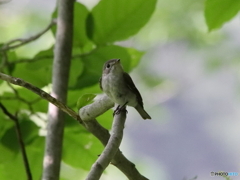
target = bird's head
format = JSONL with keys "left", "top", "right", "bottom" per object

{"left": 102, "top": 59, "right": 123, "bottom": 75}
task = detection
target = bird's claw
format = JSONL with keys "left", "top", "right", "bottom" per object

{"left": 113, "top": 105, "right": 128, "bottom": 116}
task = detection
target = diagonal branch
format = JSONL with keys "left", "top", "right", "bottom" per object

{"left": 0, "top": 72, "right": 80, "bottom": 122}
{"left": 0, "top": 103, "right": 32, "bottom": 180}
{"left": 0, "top": 19, "right": 56, "bottom": 52}
{"left": 0, "top": 72, "right": 149, "bottom": 180}
{"left": 86, "top": 108, "right": 127, "bottom": 180}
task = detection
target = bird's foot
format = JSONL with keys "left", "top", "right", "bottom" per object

{"left": 113, "top": 105, "right": 120, "bottom": 116}
{"left": 113, "top": 102, "right": 128, "bottom": 116}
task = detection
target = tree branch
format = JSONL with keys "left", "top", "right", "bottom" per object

{"left": 79, "top": 94, "right": 114, "bottom": 121}
{"left": 42, "top": 0, "right": 75, "bottom": 179}
{"left": 0, "top": 20, "right": 56, "bottom": 52}
{"left": 0, "top": 72, "right": 149, "bottom": 180}
{"left": 86, "top": 108, "right": 127, "bottom": 180}
{"left": 0, "top": 73, "right": 80, "bottom": 122}
{"left": 83, "top": 114, "right": 149, "bottom": 180}
{"left": 0, "top": 103, "right": 32, "bottom": 180}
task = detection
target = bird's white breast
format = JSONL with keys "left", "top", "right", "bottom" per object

{"left": 101, "top": 73, "right": 137, "bottom": 107}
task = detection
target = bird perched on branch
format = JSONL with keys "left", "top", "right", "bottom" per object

{"left": 100, "top": 59, "right": 151, "bottom": 120}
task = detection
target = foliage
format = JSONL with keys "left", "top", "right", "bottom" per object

{"left": 0, "top": 0, "right": 156, "bottom": 179}
{"left": 204, "top": 0, "right": 240, "bottom": 31}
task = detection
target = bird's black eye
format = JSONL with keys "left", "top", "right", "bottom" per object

{"left": 106, "top": 64, "right": 110, "bottom": 68}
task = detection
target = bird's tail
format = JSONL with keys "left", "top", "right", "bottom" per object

{"left": 135, "top": 105, "right": 151, "bottom": 120}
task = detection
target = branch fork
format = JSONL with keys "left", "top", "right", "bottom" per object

{"left": 0, "top": 72, "right": 149, "bottom": 180}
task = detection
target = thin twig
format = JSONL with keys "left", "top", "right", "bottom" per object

{"left": 0, "top": 19, "right": 56, "bottom": 52}
{"left": 0, "top": 103, "right": 32, "bottom": 180}
{"left": 86, "top": 108, "right": 127, "bottom": 180}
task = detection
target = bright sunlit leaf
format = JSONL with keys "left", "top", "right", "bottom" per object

{"left": 86, "top": 0, "right": 157, "bottom": 44}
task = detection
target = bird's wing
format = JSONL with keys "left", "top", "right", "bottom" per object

{"left": 123, "top": 72, "right": 143, "bottom": 107}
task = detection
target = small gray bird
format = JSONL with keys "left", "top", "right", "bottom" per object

{"left": 100, "top": 59, "right": 151, "bottom": 120}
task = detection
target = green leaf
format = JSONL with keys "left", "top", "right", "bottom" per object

{"left": 0, "top": 94, "right": 27, "bottom": 114}
{"left": 73, "top": 2, "right": 90, "bottom": 48}
{"left": 6, "top": 51, "right": 18, "bottom": 74}
{"left": 0, "top": 84, "right": 47, "bottom": 113}
{"left": 77, "top": 94, "right": 96, "bottom": 109}
{"left": 68, "top": 58, "right": 84, "bottom": 88}
{"left": 31, "top": 98, "right": 48, "bottom": 113}
{"left": 0, "top": 111, "right": 16, "bottom": 163}
{"left": 1, "top": 125, "right": 20, "bottom": 154}
{"left": 0, "top": 137, "right": 44, "bottom": 180}
{"left": 0, "top": 152, "right": 26, "bottom": 180}
{"left": 0, "top": 110, "right": 14, "bottom": 138}
{"left": 62, "top": 132, "right": 103, "bottom": 170}
{"left": 0, "top": 51, "right": 15, "bottom": 74}
{"left": 97, "top": 109, "right": 113, "bottom": 130}
{"left": 205, "top": 0, "right": 240, "bottom": 31}
{"left": 0, "top": 112, "right": 44, "bottom": 179}
{"left": 19, "top": 119, "right": 39, "bottom": 145}
{"left": 0, "top": 81, "right": 12, "bottom": 95}
{"left": 87, "top": 0, "right": 157, "bottom": 44}
{"left": 12, "top": 48, "right": 53, "bottom": 88}
{"left": 63, "top": 113, "right": 85, "bottom": 130}
{"left": 51, "top": 5, "right": 57, "bottom": 36}
{"left": 52, "top": 2, "right": 90, "bottom": 48}
{"left": 127, "top": 48, "right": 145, "bottom": 69}
{"left": 27, "top": 137, "right": 45, "bottom": 179}
{"left": 0, "top": 116, "right": 39, "bottom": 156}
{"left": 0, "top": 142, "right": 17, "bottom": 164}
